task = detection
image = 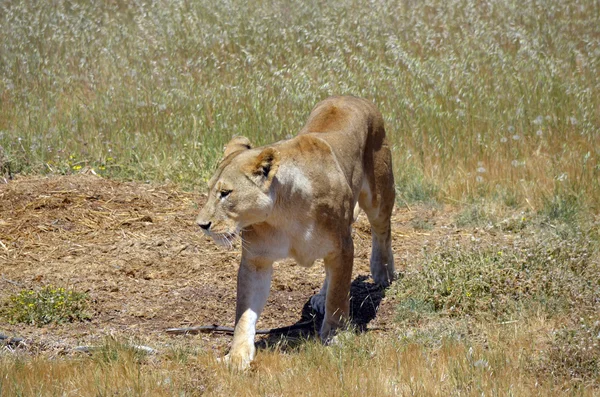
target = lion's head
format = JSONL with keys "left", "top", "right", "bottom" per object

{"left": 196, "top": 137, "right": 280, "bottom": 248}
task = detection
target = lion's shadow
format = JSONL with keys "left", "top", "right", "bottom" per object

{"left": 255, "top": 275, "right": 387, "bottom": 352}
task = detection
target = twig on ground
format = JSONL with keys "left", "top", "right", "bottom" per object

{"left": 0, "top": 334, "right": 25, "bottom": 348}
{"left": 166, "top": 320, "right": 316, "bottom": 336}
{"left": 73, "top": 345, "right": 157, "bottom": 354}
{"left": 1, "top": 275, "right": 23, "bottom": 288}
{"left": 165, "top": 321, "right": 386, "bottom": 335}
{"left": 1, "top": 333, "right": 157, "bottom": 355}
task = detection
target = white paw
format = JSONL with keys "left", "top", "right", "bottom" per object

{"left": 218, "top": 353, "right": 252, "bottom": 371}
{"left": 216, "top": 355, "right": 228, "bottom": 364}
{"left": 310, "top": 293, "right": 326, "bottom": 314}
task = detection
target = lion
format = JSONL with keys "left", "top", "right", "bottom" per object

{"left": 196, "top": 96, "right": 395, "bottom": 369}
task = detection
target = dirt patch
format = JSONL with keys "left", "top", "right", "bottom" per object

{"left": 0, "top": 174, "right": 471, "bottom": 353}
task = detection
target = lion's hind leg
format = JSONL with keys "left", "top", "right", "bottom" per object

{"left": 309, "top": 268, "right": 329, "bottom": 315}
{"left": 359, "top": 144, "right": 395, "bottom": 287}
{"left": 367, "top": 212, "right": 394, "bottom": 287}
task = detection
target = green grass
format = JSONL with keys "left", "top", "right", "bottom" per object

{"left": 1, "top": 0, "right": 599, "bottom": 211}
{"left": 393, "top": 214, "right": 600, "bottom": 388}
{"left": 394, "top": 221, "right": 599, "bottom": 321}
{"left": 2, "top": 285, "right": 91, "bottom": 326}
{"left": 454, "top": 202, "right": 497, "bottom": 227}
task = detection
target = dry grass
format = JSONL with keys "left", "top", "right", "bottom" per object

{"left": 0, "top": 0, "right": 599, "bottom": 211}
{"left": 1, "top": 319, "right": 596, "bottom": 396}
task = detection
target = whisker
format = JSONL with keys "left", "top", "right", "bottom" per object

{"left": 224, "top": 233, "right": 233, "bottom": 250}
{"left": 211, "top": 230, "right": 255, "bottom": 254}
{"left": 238, "top": 235, "right": 255, "bottom": 256}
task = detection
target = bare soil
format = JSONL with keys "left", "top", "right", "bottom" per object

{"left": 0, "top": 174, "right": 470, "bottom": 354}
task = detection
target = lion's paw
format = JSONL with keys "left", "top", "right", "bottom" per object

{"left": 310, "top": 293, "right": 326, "bottom": 314}
{"left": 218, "top": 352, "right": 252, "bottom": 371}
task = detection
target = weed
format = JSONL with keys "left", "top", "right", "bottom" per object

{"left": 546, "top": 317, "right": 600, "bottom": 382}
{"left": 91, "top": 337, "right": 151, "bottom": 366}
{"left": 393, "top": 230, "right": 598, "bottom": 320}
{"left": 395, "top": 163, "right": 439, "bottom": 205}
{"left": 454, "top": 203, "right": 496, "bottom": 228}
{"left": 496, "top": 212, "right": 530, "bottom": 232}
{"left": 165, "top": 346, "right": 194, "bottom": 365}
{"left": 411, "top": 217, "right": 434, "bottom": 231}
{"left": 2, "top": 286, "right": 91, "bottom": 326}
{"left": 540, "top": 192, "right": 582, "bottom": 225}
{"left": 396, "top": 297, "right": 436, "bottom": 323}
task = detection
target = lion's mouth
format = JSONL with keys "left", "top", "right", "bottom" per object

{"left": 208, "top": 232, "right": 238, "bottom": 250}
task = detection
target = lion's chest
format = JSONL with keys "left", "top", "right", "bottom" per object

{"left": 287, "top": 224, "right": 333, "bottom": 267}
{"left": 245, "top": 222, "right": 333, "bottom": 266}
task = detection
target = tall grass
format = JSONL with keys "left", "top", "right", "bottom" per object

{"left": 1, "top": 324, "right": 594, "bottom": 396}
{"left": 1, "top": 0, "right": 598, "bottom": 210}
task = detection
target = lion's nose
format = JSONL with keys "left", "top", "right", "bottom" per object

{"left": 198, "top": 221, "right": 212, "bottom": 231}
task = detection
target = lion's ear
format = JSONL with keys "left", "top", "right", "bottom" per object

{"left": 223, "top": 136, "right": 252, "bottom": 157}
{"left": 247, "top": 148, "right": 279, "bottom": 188}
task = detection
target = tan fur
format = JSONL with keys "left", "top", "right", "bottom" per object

{"left": 223, "top": 136, "right": 252, "bottom": 157}
{"left": 196, "top": 96, "right": 395, "bottom": 370}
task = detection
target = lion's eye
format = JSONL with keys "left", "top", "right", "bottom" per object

{"left": 219, "top": 189, "right": 232, "bottom": 199}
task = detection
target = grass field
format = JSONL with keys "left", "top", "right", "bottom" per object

{"left": 1, "top": 0, "right": 599, "bottom": 395}
{"left": 2, "top": 0, "right": 599, "bottom": 210}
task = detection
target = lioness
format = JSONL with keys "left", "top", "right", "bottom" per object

{"left": 196, "top": 96, "right": 395, "bottom": 369}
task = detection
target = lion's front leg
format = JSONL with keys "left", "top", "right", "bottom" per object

{"left": 225, "top": 258, "right": 273, "bottom": 370}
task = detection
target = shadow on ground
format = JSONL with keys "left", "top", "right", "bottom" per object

{"left": 256, "top": 275, "right": 387, "bottom": 352}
